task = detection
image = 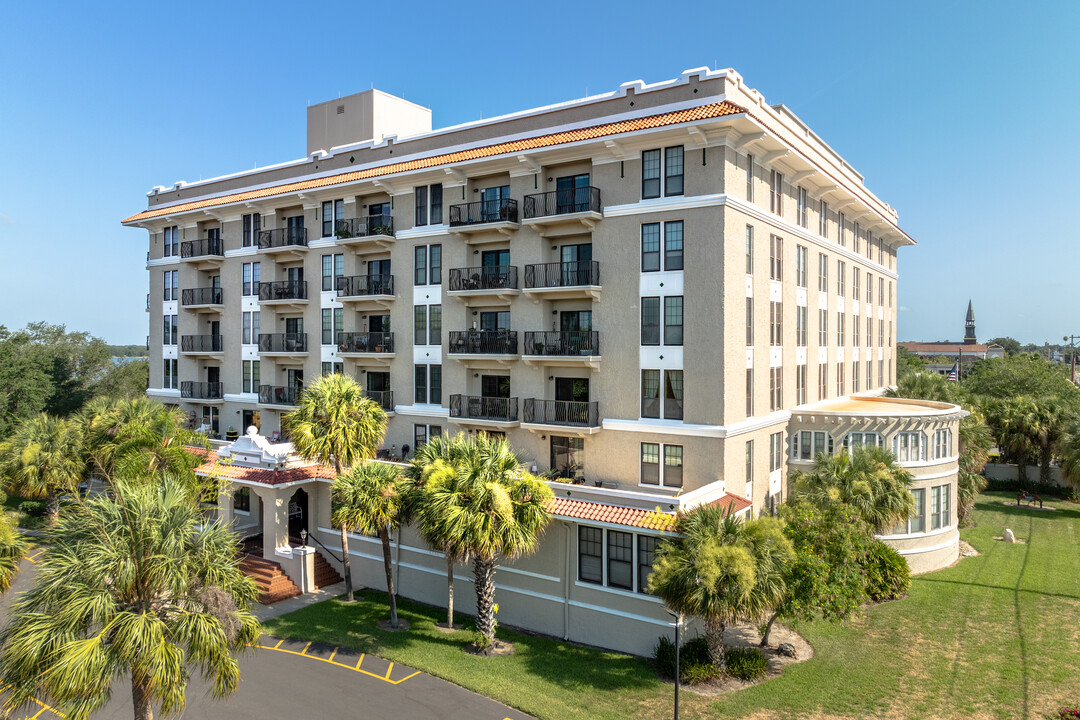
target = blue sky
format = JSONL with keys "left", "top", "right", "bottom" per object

{"left": 1, "top": 0, "right": 1076, "bottom": 344}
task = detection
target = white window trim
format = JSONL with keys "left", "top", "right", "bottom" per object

{"left": 638, "top": 442, "right": 683, "bottom": 489}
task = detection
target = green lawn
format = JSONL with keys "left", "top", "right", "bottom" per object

{"left": 262, "top": 492, "right": 1080, "bottom": 720}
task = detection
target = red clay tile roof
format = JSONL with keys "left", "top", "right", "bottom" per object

{"left": 547, "top": 497, "right": 676, "bottom": 531}
{"left": 185, "top": 446, "right": 218, "bottom": 462}
{"left": 122, "top": 101, "right": 746, "bottom": 224}
{"left": 195, "top": 460, "right": 336, "bottom": 486}
{"left": 898, "top": 342, "right": 993, "bottom": 354}
{"left": 709, "top": 492, "right": 753, "bottom": 515}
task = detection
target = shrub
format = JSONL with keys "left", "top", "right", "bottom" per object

{"left": 863, "top": 541, "right": 911, "bottom": 601}
{"left": 19, "top": 500, "right": 46, "bottom": 518}
{"left": 724, "top": 645, "right": 769, "bottom": 681}
{"left": 652, "top": 635, "right": 721, "bottom": 684}
{"left": 984, "top": 477, "right": 1068, "bottom": 499}
{"left": 1058, "top": 708, "right": 1080, "bottom": 719}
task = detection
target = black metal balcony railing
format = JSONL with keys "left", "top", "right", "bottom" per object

{"left": 181, "top": 287, "right": 223, "bottom": 306}
{"left": 258, "top": 333, "right": 308, "bottom": 353}
{"left": 334, "top": 214, "right": 394, "bottom": 239}
{"left": 523, "top": 186, "right": 602, "bottom": 219}
{"left": 523, "top": 331, "right": 599, "bottom": 356}
{"left": 524, "top": 260, "right": 601, "bottom": 289}
{"left": 180, "top": 238, "right": 224, "bottom": 259}
{"left": 450, "top": 394, "right": 519, "bottom": 422}
{"left": 447, "top": 330, "right": 519, "bottom": 355}
{"left": 449, "top": 198, "right": 518, "bottom": 226}
{"left": 180, "top": 381, "right": 224, "bottom": 400}
{"left": 448, "top": 266, "right": 519, "bottom": 292}
{"left": 259, "top": 280, "right": 308, "bottom": 302}
{"left": 523, "top": 399, "right": 600, "bottom": 427}
{"left": 181, "top": 335, "right": 224, "bottom": 353}
{"left": 337, "top": 332, "right": 395, "bottom": 354}
{"left": 257, "top": 227, "right": 308, "bottom": 250}
{"left": 364, "top": 389, "right": 395, "bottom": 411}
{"left": 336, "top": 274, "right": 394, "bottom": 298}
{"left": 259, "top": 385, "right": 300, "bottom": 406}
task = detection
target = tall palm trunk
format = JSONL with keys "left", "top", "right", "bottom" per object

{"left": 132, "top": 674, "right": 154, "bottom": 720}
{"left": 46, "top": 490, "right": 60, "bottom": 525}
{"left": 379, "top": 526, "right": 398, "bottom": 628}
{"left": 446, "top": 554, "right": 455, "bottom": 629}
{"left": 335, "top": 460, "right": 354, "bottom": 602}
{"left": 703, "top": 616, "right": 726, "bottom": 670}
{"left": 473, "top": 556, "right": 497, "bottom": 642}
{"left": 1040, "top": 442, "right": 1053, "bottom": 484}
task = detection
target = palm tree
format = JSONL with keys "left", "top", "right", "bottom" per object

{"left": 790, "top": 446, "right": 914, "bottom": 533}
{"left": 985, "top": 397, "right": 1037, "bottom": 483}
{"left": 332, "top": 462, "right": 405, "bottom": 628}
{"left": 282, "top": 373, "right": 388, "bottom": 601}
{"left": 418, "top": 433, "right": 552, "bottom": 647}
{"left": 886, "top": 371, "right": 955, "bottom": 403}
{"left": 957, "top": 410, "right": 994, "bottom": 524}
{"left": 0, "top": 477, "right": 260, "bottom": 720}
{"left": 0, "top": 413, "right": 85, "bottom": 522}
{"left": 0, "top": 516, "right": 28, "bottom": 593}
{"left": 648, "top": 505, "right": 793, "bottom": 669}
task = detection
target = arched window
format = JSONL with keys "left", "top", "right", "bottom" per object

{"left": 842, "top": 432, "right": 883, "bottom": 451}
{"left": 791, "top": 430, "right": 834, "bottom": 460}
{"left": 893, "top": 431, "right": 926, "bottom": 463}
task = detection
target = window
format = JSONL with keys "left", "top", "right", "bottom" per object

{"left": 665, "top": 146, "right": 684, "bottom": 196}
{"left": 664, "top": 297, "right": 683, "bottom": 345}
{"left": 414, "top": 364, "right": 442, "bottom": 404}
{"left": 770, "top": 302, "right": 782, "bottom": 346}
{"left": 769, "top": 170, "right": 783, "bottom": 215}
{"left": 838, "top": 312, "right": 846, "bottom": 345}
{"left": 792, "top": 430, "right": 834, "bottom": 460}
{"left": 795, "top": 245, "right": 808, "bottom": 287}
{"left": 746, "top": 298, "right": 754, "bottom": 346}
{"left": 242, "top": 262, "right": 260, "bottom": 297}
{"left": 853, "top": 221, "right": 861, "bottom": 255}
{"left": 838, "top": 212, "right": 847, "bottom": 246}
{"left": 769, "top": 234, "right": 783, "bottom": 280}
{"left": 933, "top": 428, "right": 953, "bottom": 459}
{"left": 770, "top": 367, "right": 782, "bottom": 411}
{"left": 853, "top": 361, "right": 860, "bottom": 393}
{"left": 242, "top": 360, "right": 260, "bottom": 393}
{"left": 745, "top": 225, "right": 754, "bottom": 274}
{"left": 163, "top": 270, "right": 178, "bottom": 301}
{"left": 162, "top": 358, "right": 177, "bottom": 389}
{"left": 641, "top": 149, "right": 661, "bottom": 199}
{"left": 866, "top": 271, "right": 873, "bottom": 304}
{"left": 745, "top": 440, "right": 754, "bottom": 498}
{"left": 746, "top": 154, "right": 754, "bottom": 201}
{"left": 888, "top": 280, "right": 893, "bottom": 307}
{"left": 415, "top": 185, "right": 428, "bottom": 227}
{"left": 641, "top": 221, "right": 683, "bottom": 272}
{"left": 837, "top": 260, "right": 846, "bottom": 296}
{"left": 607, "top": 530, "right": 634, "bottom": 590}
{"left": 242, "top": 213, "right": 261, "bottom": 247}
{"left": 413, "top": 244, "right": 442, "bottom": 285}
{"left": 664, "top": 221, "right": 683, "bottom": 270}
{"left": 818, "top": 363, "right": 827, "bottom": 400}
{"left": 879, "top": 319, "right": 884, "bottom": 348}
{"left": 908, "top": 488, "right": 927, "bottom": 533}
{"left": 867, "top": 316, "right": 873, "bottom": 348}
{"left": 796, "top": 306, "right": 807, "bottom": 346}
{"left": 641, "top": 369, "right": 682, "bottom": 420}
{"left": 641, "top": 370, "right": 660, "bottom": 418}
{"left": 640, "top": 442, "right": 683, "bottom": 488}
{"left": 878, "top": 277, "right": 884, "bottom": 306}
{"left": 320, "top": 361, "right": 343, "bottom": 375}
{"left": 931, "top": 484, "right": 951, "bottom": 530}
{"left": 796, "top": 364, "right": 807, "bottom": 404}
{"left": 233, "top": 487, "right": 250, "bottom": 513}
{"left": 242, "top": 312, "right": 260, "bottom": 344}
{"left": 321, "top": 199, "right": 344, "bottom": 238}
{"left": 642, "top": 147, "right": 683, "bottom": 198}
{"left": 430, "top": 244, "right": 441, "bottom": 284}
{"left": 769, "top": 432, "right": 783, "bottom": 471}
{"left": 414, "top": 246, "right": 427, "bottom": 285}
{"left": 414, "top": 183, "right": 443, "bottom": 226}
{"left": 746, "top": 368, "right": 754, "bottom": 417}
{"left": 819, "top": 200, "right": 828, "bottom": 238}
{"left": 664, "top": 370, "right": 683, "bottom": 420}
{"left": 894, "top": 431, "right": 926, "bottom": 463}
{"left": 429, "top": 305, "right": 441, "bottom": 345}
{"left": 641, "top": 297, "right": 659, "bottom": 345}
{"left": 162, "top": 315, "right": 177, "bottom": 345}
{"left": 578, "top": 527, "right": 602, "bottom": 583}
{"left": 868, "top": 360, "right": 874, "bottom": 391}
{"left": 641, "top": 223, "right": 660, "bottom": 272}
{"left": 852, "top": 268, "right": 860, "bottom": 303}
{"left": 551, "top": 435, "right": 584, "bottom": 478}
{"left": 843, "top": 432, "right": 883, "bottom": 450}
{"left": 320, "top": 308, "right": 342, "bottom": 345}
{"left": 837, "top": 361, "right": 847, "bottom": 395}
{"left": 818, "top": 309, "right": 828, "bottom": 346}
{"left": 429, "top": 365, "right": 442, "bottom": 404}
{"left": 866, "top": 229, "right": 874, "bottom": 260}
{"left": 638, "top": 535, "right": 657, "bottom": 595}
{"left": 414, "top": 306, "right": 427, "bottom": 346}
{"left": 321, "top": 254, "right": 344, "bottom": 291}
{"left": 163, "top": 226, "right": 178, "bottom": 257}
{"left": 797, "top": 186, "right": 808, "bottom": 227}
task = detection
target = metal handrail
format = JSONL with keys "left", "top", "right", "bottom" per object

{"left": 180, "top": 238, "right": 224, "bottom": 258}
{"left": 181, "top": 287, "right": 223, "bottom": 305}
{"left": 448, "top": 265, "right": 519, "bottom": 291}
{"left": 336, "top": 274, "right": 395, "bottom": 297}
{"left": 181, "top": 335, "right": 223, "bottom": 353}
{"left": 180, "top": 381, "right": 224, "bottom": 400}
{"left": 258, "top": 227, "right": 308, "bottom": 250}
{"left": 448, "top": 198, "right": 518, "bottom": 226}
{"left": 523, "top": 331, "right": 599, "bottom": 356}
{"left": 522, "top": 186, "right": 601, "bottom": 218}
{"left": 259, "top": 385, "right": 300, "bottom": 406}
{"left": 258, "top": 333, "right": 308, "bottom": 353}
{"left": 259, "top": 280, "right": 308, "bottom": 302}
{"left": 524, "top": 260, "right": 600, "bottom": 289}
{"left": 337, "top": 332, "right": 395, "bottom": 354}
{"left": 447, "top": 330, "right": 519, "bottom": 355}
{"left": 449, "top": 394, "right": 519, "bottom": 422}
{"left": 303, "top": 530, "right": 343, "bottom": 565}
{"left": 334, "top": 214, "right": 394, "bottom": 239}
{"left": 523, "top": 399, "right": 599, "bottom": 427}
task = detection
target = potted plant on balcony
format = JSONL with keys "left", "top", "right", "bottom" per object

{"left": 335, "top": 225, "right": 353, "bottom": 239}
{"left": 533, "top": 341, "right": 545, "bottom": 355}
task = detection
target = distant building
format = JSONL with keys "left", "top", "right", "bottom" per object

{"left": 899, "top": 301, "right": 1004, "bottom": 377}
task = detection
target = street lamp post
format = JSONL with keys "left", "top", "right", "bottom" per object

{"left": 664, "top": 608, "right": 684, "bottom": 720}
{"left": 1064, "top": 336, "right": 1080, "bottom": 385}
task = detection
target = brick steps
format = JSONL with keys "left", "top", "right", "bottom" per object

{"left": 240, "top": 554, "right": 300, "bottom": 604}
{"left": 312, "top": 551, "right": 343, "bottom": 589}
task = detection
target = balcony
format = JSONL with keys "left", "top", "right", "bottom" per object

{"left": 336, "top": 275, "right": 394, "bottom": 309}
{"left": 523, "top": 261, "right": 601, "bottom": 301}
{"left": 447, "top": 330, "right": 519, "bottom": 366}
{"left": 258, "top": 280, "right": 308, "bottom": 308}
{"left": 258, "top": 227, "right": 308, "bottom": 256}
{"left": 448, "top": 199, "right": 519, "bottom": 241}
{"left": 333, "top": 215, "right": 394, "bottom": 252}
{"left": 180, "top": 381, "right": 224, "bottom": 403}
{"left": 449, "top": 394, "right": 520, "bottom": 429}
{"left": 447, "top": 266, "right": 520, "bottom": 305}
{"left": 180, "top": 335, "right": 224, "bottom": 356}
{"left": 181, "top": 287, "right": 224, "bottom": 309}
{"left": 258, "top": 333, "right": 308, "bottom": 357}
{"left": 522, "top": 399, "right": 601, "bottom": 435}
{"left": 522, "top": 331, "right": 600, "bottom": 368}
{"left": 180, "top": 238, "right": 224, "bottom": 268}
{"left": 364, "top": 389, "right": 395, "bottom": 413}
{"left": 522, "top": 187, "right": 602, "bottom": 236}
{"left": 259, "top": 385, "right": 300, "bottom": 407}
{"left": 337, "top": 332, "right": 395, "bottom": 364}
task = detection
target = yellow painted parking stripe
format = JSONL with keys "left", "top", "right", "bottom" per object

{"left": 255, "top": 642, "right": 417, "bottom": 685}
{"left": 273, "top": 639, "right": 284, "bottom": 649}
{"left": 1, "top": 682, "right": 66, "bottom": 718}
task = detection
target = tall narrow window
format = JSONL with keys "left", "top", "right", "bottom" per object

{"left": 819, "top": 200, "right": 828, "bottom": 238}
{"left": 578, "top": 527, "right": 602, "bottom": 584}
{"left": 607, "top": 531, "right": 634, "bottom": 590}
{"left": 818, "top": 363, "right": 827, "bottom": 400}
{"left": 746, "top": 298, "right": 754, "bottom": 346}
{"left": 414, "top": 246, "right": 427, "bottom": 285}
{"left": 796, "top": 364, "right": 807, "bottom": 405}
{"left": 838, "top": 312, "right": 846, "bottom": 345}
{"left": 797, "top": 186, "right": 808, "bottom": 227}
{"left": 837, "top": 260, "right": 846, "bottom": 296}
{"left": 770, "top": 367, "right": 782, "bottom": 411}
{"left": 664, "top": 221, "right": 683, "bottom": 270}
{"left": 746, "top": 154, "right": 754, "bottom": 201}
{"left": 770, "top": 302, "right": 782, "bottom": 346}
{"left": 414, "top": 365, "right": 427, "bottom": 404}
{"left": 796, "top": 306, "right": 807, "bottom": 346}
{"left": 664, "top": 146, "right": 684, "bottom": 196}
{"left": 818, "top": 309, "right": 828, "bottom": 345}
{"left": 796, "top": 245, "right": 808, "bottom": 287}
{"left": 415, "top": 185, "right": 428, "bottom": 226}
{"left": 642, "top": 149, "right": 661, "bottom": 199}
{"left": 770, "top": 170, "right": 783, "bottom": 215}
{"left": 838, "top": 212, "right": 847, "bottom": 246}
{"left": 429, "top": 304, "right": 441, "bottom": 346}
{"left": 745, "top": 225, "right": 754, "bottom": 274}
{"left": 414, "top": 306, "right": 427, "bottom": 345}
{"left": 852, "top": 361, "right": 860, "bottom": 393}
{"left": 818, "top": 253, "right": 828, "bottom": 292}
{"left": 664, "top": 370, "right": 683, "bottom": 420}
{"left": 641, "top": 223, "right": 660, "bottom": 272}
{"left": 664, "top": 297, "right": 684, "bottom": 346}
{"left": 638, "top": 536, "right": 657, "bottom": 594}
{"left": 837, "top": 362, "right": 845, "bottom": 396}
{"left": 641, "top": 297, "right": 660, "bottom": 345}
{"left": 641, "top": 370, "right": 660, "bottom": 418}
{"left": 746, "top": 368, "right": 754, "bottom": 417}
{"left": 769, "top": 235, "right": 782, "bottom": 280}
{"left": 745, "top": 440, "right": 754, "bottom": 498}
{"left": 430, "top": 184, "right": 443, "bottom": 224}
{"left": 430, "top": 244, "right": 442, "bottom": 284}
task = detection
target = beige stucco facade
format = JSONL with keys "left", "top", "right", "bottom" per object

{"left": 136, "top": 67, "right": 957, "bottom": 655}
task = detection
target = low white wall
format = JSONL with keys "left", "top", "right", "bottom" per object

{"left": 983, "top": 463, "right": 1067, "bottom": 487}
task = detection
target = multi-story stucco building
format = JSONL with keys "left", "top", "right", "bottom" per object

{"left": 125, "top": 68, "right": 963, "bottom": 655}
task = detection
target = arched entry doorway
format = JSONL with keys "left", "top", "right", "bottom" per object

{"left": 288, "top": 488, "right": 309, "bottom": 542}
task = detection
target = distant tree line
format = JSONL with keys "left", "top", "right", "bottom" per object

{"left": 106, "top": 344, "right": 149, "bottom": 358}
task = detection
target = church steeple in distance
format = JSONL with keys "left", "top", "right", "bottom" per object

{"left": 964, "top": 300, "right": 977, "bottom": 344}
